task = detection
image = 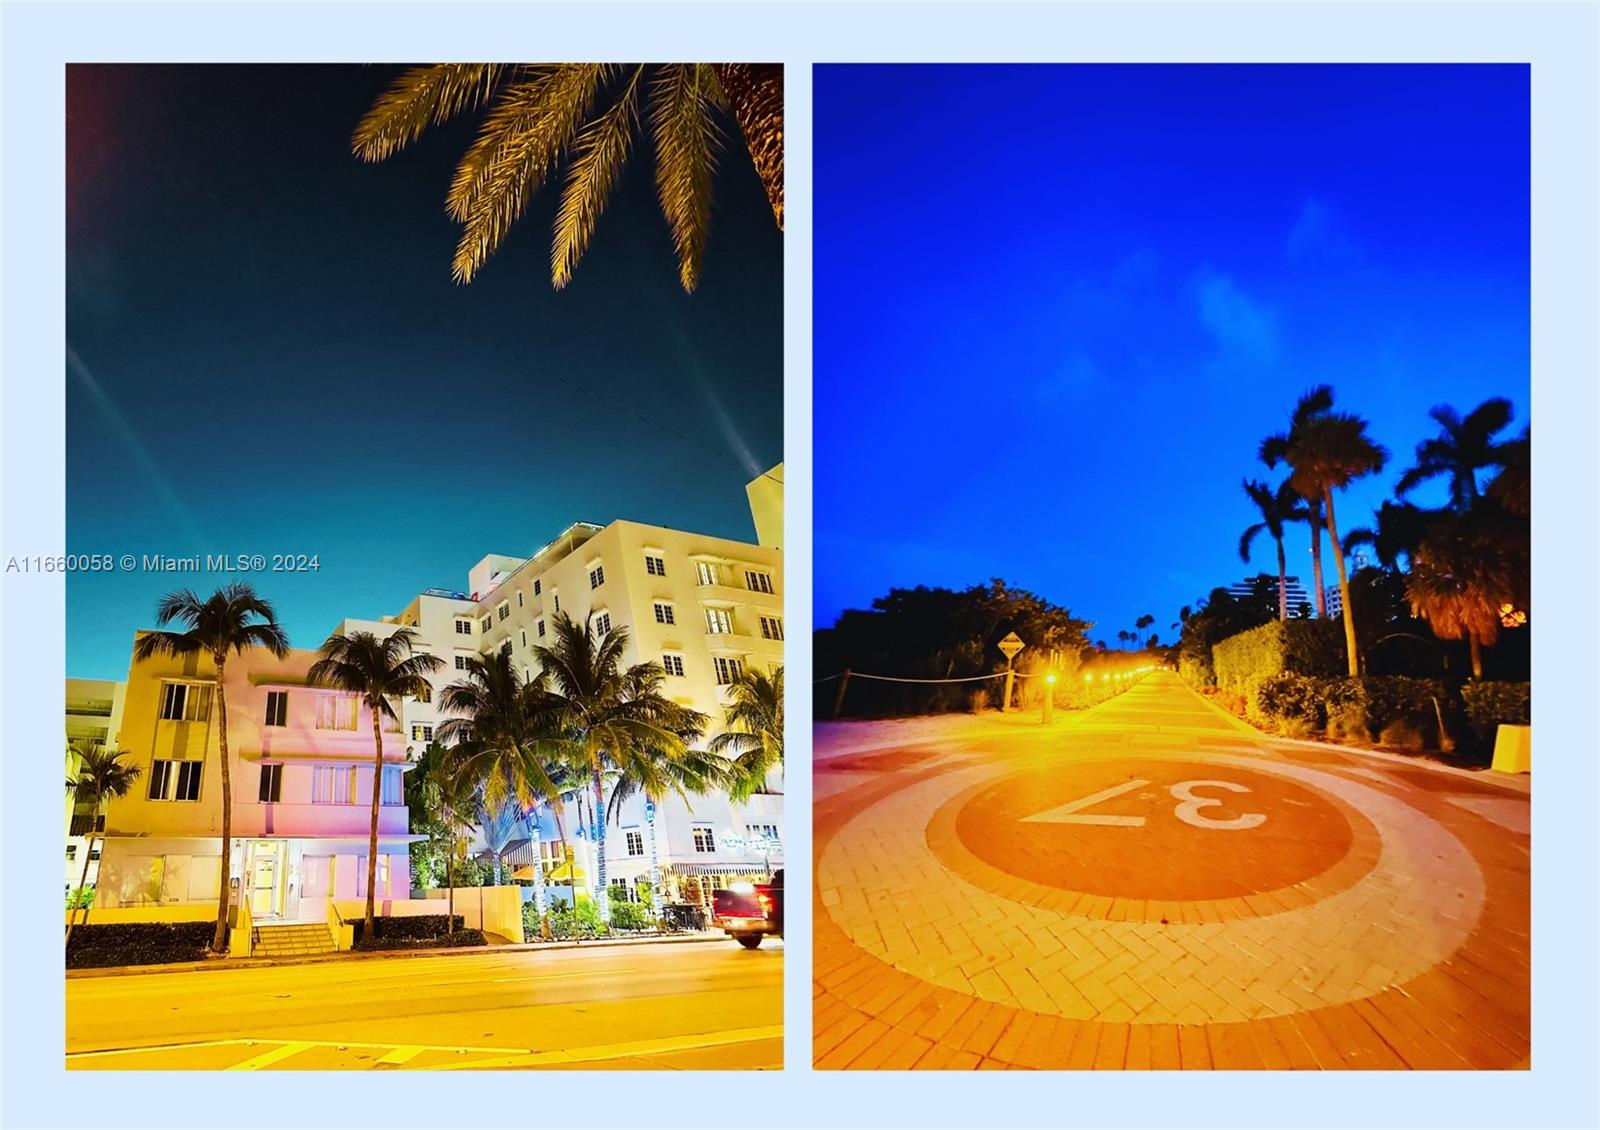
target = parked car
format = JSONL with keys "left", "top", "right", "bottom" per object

{"left": 711, "top": 869, "right": 784, "bottom": 949}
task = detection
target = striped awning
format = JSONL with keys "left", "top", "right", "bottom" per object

{"left": 668, "top": 862, "right": 776, "bottom": 877}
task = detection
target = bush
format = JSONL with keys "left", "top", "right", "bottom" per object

{"left": 1213, "top": 620, "right": 1346, "bottom": 691}
{"left": 66, "top": 921, "right": 214, "bottom": 969}
{"left": 1460, "top": 681, "right": 1530, "bottom": 739}
{"left": 1242, "top": 673, "right": 1451, "bottom": 750}
{"left": 608, "top": 896, "right": 657, "bottom": 933}
{"left": 353, "top": 928, "right": 486, "bottom": 952}
{"left": 349, "top": 914, "right": 465, "bottom": 946}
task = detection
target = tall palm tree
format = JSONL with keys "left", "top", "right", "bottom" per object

{"left": 1396, "top": 398, "right": 1515, "bottom": 512}
{"left": 131, "top": 584, "right": 289, "bottom": 953}
{"left": 1486, "top": 425, "right": 1530, "bottom": 518}
{"left": 412, "top": 741, "right": 477, "bottom": 935}
{"left": 710, "top": 667, "right": 784, "bottom": 804}
{"left": 1343, "top": 500, "right": 1433, "bottom": 571}
{"left": 526, "top": 612, "right": 698, "bottom": 925}
{"left": 64, "top": 744, "right": 142, "bottom": 944}
{"left": 353, "top": 63, "right": 783, "bottom": 293}
{"left": 1261, "top": 386, "right": 1335, "bottom": 618}
{"left": 603, "top": 664, "right": 714, "bottom": 916}
{"left": 1275, "top": 391, "right": 1389, "bottom": 676}
{"left": 308, "top": 629, "right": 443, "bottom": 937}
{"left": 1406, "top": 504, "right": 1523, "bottom": 678}
{"left": 1239, "top": 478, "right": 1311, "bottom": 621}
{"left": 437, "top": 651, "right": 565, "bottom": 931}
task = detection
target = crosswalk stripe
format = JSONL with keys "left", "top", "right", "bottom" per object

{"left": 227, "top": 1041, "right": 313, "bottom": 1070}
{"left": 419, "top": 1024, "right": 785, "bottom": 1070}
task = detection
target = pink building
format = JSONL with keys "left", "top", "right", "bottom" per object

{"left": 93, "top": 637, "right": 417, "bottom": 923}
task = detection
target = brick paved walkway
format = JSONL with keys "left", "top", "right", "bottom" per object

{"left": 813, "top": 672, "right": 1530, "bottom": 1070}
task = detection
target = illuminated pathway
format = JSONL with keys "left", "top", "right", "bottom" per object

{"left": 813, "top": 672, "right": 1529, "bottom": 1070}
{"left": 68, "top": 938, "right": 782, "bottom": 1070}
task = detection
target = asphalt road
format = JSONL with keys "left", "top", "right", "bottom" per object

{"left": 67, "top": 937, "right": 783, "bottom": 1070}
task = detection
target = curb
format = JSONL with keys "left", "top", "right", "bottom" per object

{"left": 65, "top": 930, "right": 734, "bottom": 979}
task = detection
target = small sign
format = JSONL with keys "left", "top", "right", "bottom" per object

{"left": 645, "top": 799, "right": 656, "bottom": 821}
{"left": 998, "top": 632, "right": 1026, "bottom": 660}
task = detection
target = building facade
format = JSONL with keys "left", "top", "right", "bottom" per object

{"left": 64, "top": 677, "right": 127, "bottom": 898}
{"left": 91, "top": 644, "right": 415, "bottom": 920}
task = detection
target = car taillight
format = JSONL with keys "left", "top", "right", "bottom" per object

{"left": 757, "top": 893, "right": 774, "bottom": 916}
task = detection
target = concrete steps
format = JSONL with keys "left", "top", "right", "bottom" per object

{"left": 253, "top": 922, "right": 335, "bottom": 957}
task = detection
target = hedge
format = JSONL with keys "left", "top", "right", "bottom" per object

{"left": 1460, "top": 681, "right": 1531, "bottom": 739}
{"left": 66, "top": 921, "right": 214, "bottom": 969}
{"left": 1245, "top": 674, "right": 1450, "bottom": 748}
{"left": 353, "top": 928, "right": 485, "bottom": 952}
{"left": 349, "top": 914, "right": 465, "bottom": 946}
{"left": 1213, "top": 620, "right": 1346, "bottom": 690}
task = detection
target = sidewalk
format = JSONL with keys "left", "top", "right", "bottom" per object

{"left": 66, "top": 929, "right": 732, "bottom": 979}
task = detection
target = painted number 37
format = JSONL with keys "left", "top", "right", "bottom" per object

{"left": 1025, "top": 778, "right": 1267, "bottom": 831}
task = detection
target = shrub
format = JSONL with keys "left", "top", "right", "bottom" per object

{"left": 1460, "top": 681, "right": 1530, "bottom": 739}
{"left": 348, "top": 914, "right": 465, "bottom": 946}
{"left": 1213, "top": 620, "right": 1346, "bottom": 691}
{"left": 1241, "top": 673, "right": 1451, "bottom": 751}
{"left": 353, "top": 928, "right": 486, "bottom": 952}
{"left": 608, "top": 899, "right": 656, "bottom": 933}
{"left": 1178, "top": 653, "right": 1214, "bottom": 688}
{"left": 66, "top": 921, "right": 214, "bottom": 969}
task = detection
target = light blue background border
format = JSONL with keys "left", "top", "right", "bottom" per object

{"left": 3, "top": 3, "right": 1597, "bottom": 1128}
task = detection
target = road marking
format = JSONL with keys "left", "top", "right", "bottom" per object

{"left": 1169, "top": 780, "right": 1266, "bottom": 830}
{"left": 419, "top": 1024, "right": 786, "bottom": 1070}
{"left": 67, "top": 1036, "right": 532, "bottom": 1066}
{"left": 228, "top": 1041, "right": 314, "bottom": 1070}
{"left": 1023, "top": 779, "right": 1149, "bottom": 826}
{"left": 376, "top": 1045, "right": 425, "bottom": 1065}
{"left": 490, "top": 969, "right": 638, "bottom": 984}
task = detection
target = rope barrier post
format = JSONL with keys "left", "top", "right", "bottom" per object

{"left": 1042, "top": 671, "right": 1056, "bottom": 725}
{"left": 832, "top": 669, "right": 852, "bottom": 720}
{"left": 1002, "top": 659, "right": 1015, "bottom": 713}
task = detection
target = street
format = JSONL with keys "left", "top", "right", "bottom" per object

{"left": 814, "top": 671, "right": 1530, "bottom": 1069}
{"left": 68, "top": 938, "right": 782, "bottom": 1070}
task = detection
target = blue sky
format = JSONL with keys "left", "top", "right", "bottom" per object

{"left": 814, "top": 64, "right": 1528, "bottom": 642}
{"left": 66, "top": 66, "right": 782, "bottom": 679}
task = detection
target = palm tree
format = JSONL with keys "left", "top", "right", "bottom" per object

{"left": 1396, "top": 398, "right": 1515, "bottom": 512}
{"left": 1486, "top": 425, "right": 1530, "bottom": 518}
{"left": 412, "top": 742, "right": 476, "bottom": 936}
{"left": 1273, "top": 389, "right": 1389, "bottom": 676}
{"left": 131, "top": 584, "right": 289, "bottom": 953}
{"left": 1239, "top": 478, "right": 1311, "bottom": 621}
{"left": 437, "top": 651, "right": 565, "bottom": 932}
{"left": 307, "top": 629, "right": 444, "bottom": 938}
{"left": 526, "top": 612, "right": 699, "bottom": 926}
{"left": 603, "top": 665, "right": 714, "bottom": 917}
{"left": 1406, "top": 504, "right": 1523, "bottom": 678}
{"left": 353, "top": 63, "right": 783, "bottom": 293}
{"left": 1343, "top": 500, "right": 1433, "bottom": 571}
{"left": 710, "top": 667, "right": 783, "bottom": 804}
{"left": 1261, "top": 386, "right": 1335, "bottom": 618}
{"left": 64, "top": 744, "right": 142, "bottom": 944}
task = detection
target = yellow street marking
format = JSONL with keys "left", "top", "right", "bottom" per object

{"left": 67, "top": 1036, "right": 530, "bottom": 1066}
{"left": 419, "top": 1024, "right": 785, "bottom": 1071}
{"left": 376, "top": 1045, "right": 425, "bottom": 1065}
{"left": 490, "top": 969, "right": 637, "bottom": 984}
{"left": 228, "top": 1041, "right": 314, "bottom": 1070}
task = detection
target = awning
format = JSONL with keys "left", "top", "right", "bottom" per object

{"left": 668, "top": 862, "right": 775, "bottom": 877}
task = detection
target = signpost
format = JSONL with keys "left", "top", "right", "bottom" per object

{"left": 998, "top": 632, "right": 1025, "bottom": 712}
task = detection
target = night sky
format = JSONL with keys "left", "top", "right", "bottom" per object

{"left": 66, "top": 65, "right": 782, "bottom": 680}
{"left": 814, "top": 64, "right": 1528, "bottom": 642}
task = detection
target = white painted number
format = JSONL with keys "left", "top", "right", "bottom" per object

{"left": 1025, "top": 778, "right": 1267, "bottom": 831}
{"left": 1168, "top": 780, "right": 1266, "bottom": 831}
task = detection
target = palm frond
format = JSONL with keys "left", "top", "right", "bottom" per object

{"left": 650, "top": 63, "right": 721, "bottom": 293}
{"left": 552, "top": 66, "right": 643, "bottom": 289}
{"left": 353, "top": 64, "right": 506, "bottom": 162}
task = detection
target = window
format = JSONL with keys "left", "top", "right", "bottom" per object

{"left": 159, "top": 682, "right": 212, "bottom": 722}
{"left": 745, "top": 570, "right": 775, "bottom": 595}
{"left": 480, "top": 616, "right": 492, "bottom": 635}
{"left": 692, "top": 826, "right": 716, "bottom": 853}
{"left": 533, "top": 579, "right": 542, "bottom": 596}
{"left": 705, "top": 607, "right": 734, "bottom": 635}
{"left": 517, "top": 591, "right": 524, "bottom": 608}
{"left": 695, "top": 561, "right": 719, "bottom": 586}
{"left": 311, "top": 766, "right": 356, "bottom": 804}
{"left": 381, "top": 766, "right": 403, "bottom": 806}
{"left": 497, "top": 601, "right": 510, "bottom": 622}
{"left": 589, "top": 564, "right": 605, "bottom": 589}
{"left": 454, "top": 619, "right": 472, "bottom": 636}
{"left": 357, "top": 854, "right": 390, "bottom": 898}
{"left": 553, "top": 593, "right": 560, "bottom": 613}
{"left": 714, "top": 656, "right": 745, "bottom": 686}
{"left": 149, "top": 759, "right": 202, "bottom": 801}
{"left": 537, "top": 619, "right": 546, "bottom": 638}
{"left": 759, "top": 615, "right": 784, "bottom": 641}
{"left": 609, "top": 877, "right": 637, "bottom": 903}
{"left": 500, "top": 640, "right": 513, "bottom": 659}
{"left": 263, "top": 690, "right": 288, "bottom": 727}
{"left": 593, "top": 612, "right": 612, "bottom": 636}
{"left": 455, "top": 654, "right": 471, "bottom": 670}
{"left": 316, "top": 696, "right": 358, "bottom": 731}
{"left": 66, "top": 845, "right": 77, "bottom": 862}
{"left": 645, "top": 554, "right": 666, "bottom": 577}
{"left": 258, "top": 764, "right": 283, "bottom": 803}
{"left": 746, "top": 823, "right": 780, "bottom": 843}
{"left": 520, "top": 629, "right": 527, "bottom": 648}
{"left": 411, "top": 723, "right": 433, "bottom": 743}
{"left": 662, "top": 654, "right": 685, "bottom": 677}
{"left": 625, "top": 830, "right": 644, "bottom": 856}
{"left": 653, "top": 601, "right": 675, "bottom": 625}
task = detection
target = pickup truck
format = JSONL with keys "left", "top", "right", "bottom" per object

{"left": 711, "top": 870, "right": 784, "bottom": 949}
